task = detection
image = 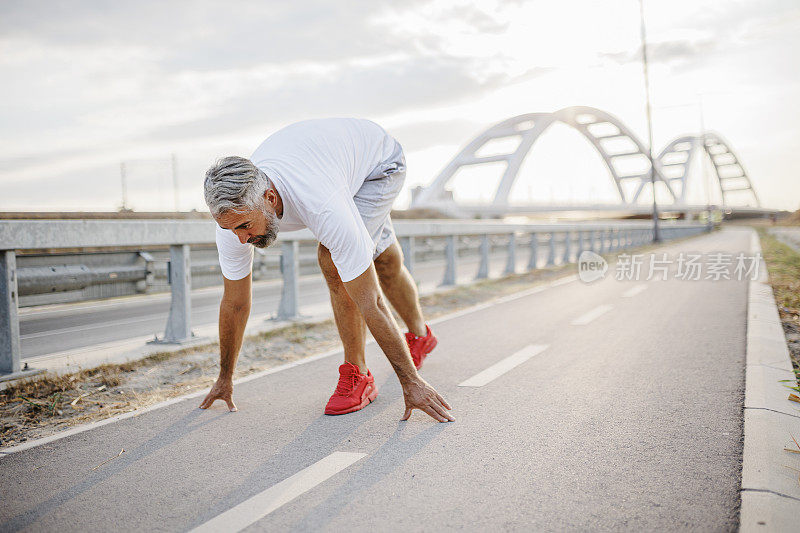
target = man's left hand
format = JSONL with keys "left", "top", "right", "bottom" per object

{"left": 401, "top": 378, "right": 454, "bottom": 423}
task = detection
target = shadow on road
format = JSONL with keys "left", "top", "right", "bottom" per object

{"left": 2, "top": 408, "right": 226, "bottom": 532}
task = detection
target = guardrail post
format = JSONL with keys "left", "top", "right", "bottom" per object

{"left": 577, "top": 231, "right": 585, "bottom": 256}
{"left": 161, "top": 244, "right": 193, "bottom": 343}
{"left": 399, "top": 236, "right": 415, "bottom": 277}
{"left": 562, "top": 232, "right": 572, "bottom": 264}
{"left": 277, "top": 240, "right": 300, "bottom": 320}
{"left": 599, "top": 229, "right": 607, "bottom": 254}
{"left": 475, "top": 234, "right": 490, "bottom": 280}
{"left": 504, "top": 233, "right": 517, "bottom": 275}
{"left": 527, "top": 232, "right": 539, "bottom": 270}
{"left": 1, "top": 251, "right": 21, "bottom": 374}
{"left": 547, "top": 232, "right": 556, "bottom": 266}
{"left": 441, "top": 235, "right": 458, "bottom": 286}
{"left": 138, "top": 251, "right": 157, "bottom": 292}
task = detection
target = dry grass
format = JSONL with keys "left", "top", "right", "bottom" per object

{"left": 757, "top": 228, "right": 800, "bottom": 383}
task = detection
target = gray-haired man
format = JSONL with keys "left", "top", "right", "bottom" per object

{"left": 200, "top": 118, "right": 453, "bottom": 422}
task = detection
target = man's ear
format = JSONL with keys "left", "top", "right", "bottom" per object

{"left": 265, "top": 188, "right": 279, "bottom": 210}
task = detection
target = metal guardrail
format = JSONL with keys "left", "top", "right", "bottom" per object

{"left": 0, "top": 219, "right": 710, "bottom": 377}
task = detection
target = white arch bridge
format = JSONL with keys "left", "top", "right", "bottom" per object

{"left": 410, "top": 106, "right": 772, "bottom": 218}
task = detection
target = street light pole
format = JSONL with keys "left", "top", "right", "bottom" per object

{"left": 639, "top": 0, "right": 661, "bottom": 242}
{"left": 698, "top": 94, "right": 713, "bottom": 231}
{"left": 120, "top": 161, "right": 128, "bottom": 211}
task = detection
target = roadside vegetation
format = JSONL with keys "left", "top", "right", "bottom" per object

{"left": 756, "top": 224, "right": 800, "bottom": 396}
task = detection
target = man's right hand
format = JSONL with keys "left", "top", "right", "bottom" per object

{"left": 199, "top": 378, "right": 238, "bottom": 412}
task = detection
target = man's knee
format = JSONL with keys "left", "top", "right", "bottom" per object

{"left": 374, "top": 242, "right": 404, "bottom": 282}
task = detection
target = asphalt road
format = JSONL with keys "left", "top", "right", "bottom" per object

{"left": 18, "top": 246, "right": 570, "bottom": 359}
{"left": 0, "top": 228, "right": 750, "bottom": 531}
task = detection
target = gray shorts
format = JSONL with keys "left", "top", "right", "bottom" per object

{"left": 353, "top": 140, "right": 406, "bottom": 260}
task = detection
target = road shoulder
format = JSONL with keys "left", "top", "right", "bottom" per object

{"left": 739, "top": 229, "right": 800, "bottom": 530}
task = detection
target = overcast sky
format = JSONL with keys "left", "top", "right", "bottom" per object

{"left": 1, "top": 0, "right": 798, "bottom": 212}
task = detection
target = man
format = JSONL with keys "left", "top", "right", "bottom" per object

{"left": 199, "top": 118, "right": 454, "bottom": 423}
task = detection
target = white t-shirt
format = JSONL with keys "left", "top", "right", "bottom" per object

{"left": 215, "top": 118, "right": 398, "bottom": 282}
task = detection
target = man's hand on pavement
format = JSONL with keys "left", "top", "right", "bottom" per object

{"left": 401, "top": 378, "right": 454, "bottom": 423}
{"left": 199, "top": 378, "right": 238, "bottom": 412}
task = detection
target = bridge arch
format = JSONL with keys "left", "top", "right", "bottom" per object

{"left": 656, "top": 132, "right": 760, "bottom": 207}
{"left": 411, "top": 106, "right": 676, "bottom": 208}
{"left": 411, "top": 106, "right": 759, "bottom": 211}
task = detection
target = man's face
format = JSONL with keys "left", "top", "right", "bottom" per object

{"left": 216, "top": 201, "right": 280, "bottom": 248}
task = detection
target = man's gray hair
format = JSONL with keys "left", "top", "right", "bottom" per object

{"left": 204, "top": 156, "right": 274, "bottom": 217}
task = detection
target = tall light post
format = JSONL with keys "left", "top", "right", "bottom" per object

{"left": 639, "top": 0, "right": 661, "bottom": 242}
{"left": 119, "top": 162, "right": 129, "bottom": 211}
{"left": 698, "top": 94, "right": 713, "bottom": 231}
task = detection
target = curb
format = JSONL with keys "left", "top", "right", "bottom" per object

{"left": 740, "top": 229, "right": 800, "bottom": 531}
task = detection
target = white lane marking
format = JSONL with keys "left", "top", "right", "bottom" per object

{"left": 493, "top": 285, "right": 548, "bottom": 305}
{"left": 21, "top": 315, "right": 167, "bottom": 340}
{"left": 550, "top": 275, "right": 578, "bottom": 287}
{"left": 622, "top": 284, "right": 648, "bottom": 298}
{"left": 571, "top": 304, "right": 613, "bottom": 325}
{"left": 189, "top": 452, "right": 366, "bottom": 533}
{"left": 18, "top": 275, "right": 320, "bottom": 317}
{"left": 458, "top": 344, "right": 548, "bottom": 387}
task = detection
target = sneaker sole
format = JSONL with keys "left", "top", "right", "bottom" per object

{"left": 414, "top": 337, "right": 438, "bottom": 370}
{"left": 324, "top": 383, "right": 378, "bottom": 415}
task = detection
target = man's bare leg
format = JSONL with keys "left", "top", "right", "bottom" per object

{"left": 374, "top": 241, "right": 427, "bottom": 337}
{"left": 318, "top": 244, "right": 368, "bottom": 374}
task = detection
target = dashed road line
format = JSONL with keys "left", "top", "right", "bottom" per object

{"left": 458, "top": 344, "right": 548, "bottom": 387}
{"left": 571, "top": 304, "right": 613, "bottom": 326}
{"left": 622, "top": 284, "right": 648, "bottom": 298}
{"left": 189, "top": 452, "right": 367, "bottom": 533}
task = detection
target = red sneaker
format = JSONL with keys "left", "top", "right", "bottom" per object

{"left": 405, "top": 325, "right": 438, "bottom": 370}
{"left": 324, "top": 362, "right": 378, "bottom": 415}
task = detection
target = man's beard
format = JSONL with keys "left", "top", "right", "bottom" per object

{"left": 247, "top": 208, "right": 280, "bottom": 248}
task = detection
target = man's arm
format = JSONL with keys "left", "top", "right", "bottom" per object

{"left": 199, "top": 274, "right": 252, "bottom": 411}
{"left": 344, "top": 265, "right": 454, "bottom": 422}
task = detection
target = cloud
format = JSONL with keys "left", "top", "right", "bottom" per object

{"left": 601, "top": 38, "right": 719, "bottom": 65}
{"left": 0, "top": 0, "right": 430, "bottom": 67}
{"left": 1, "top": 0, "right": 798, "bottom": 211}
{"left": 0, "top": 0, "right": 530, "bottom": 168}
{"left": 386, "top": 118, "right": 483, "bottom": 152}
